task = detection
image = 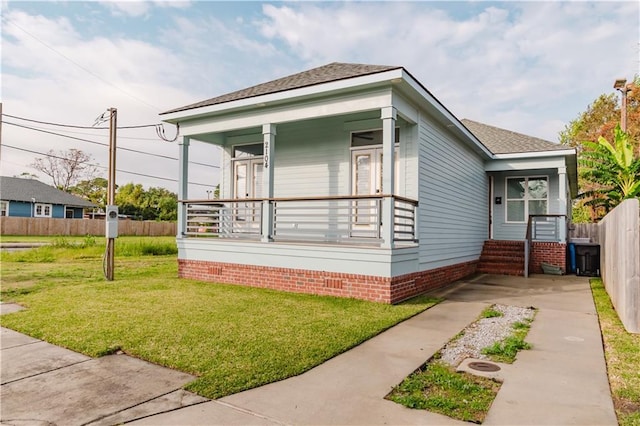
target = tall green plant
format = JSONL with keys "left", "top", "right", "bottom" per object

{"left": 579, "top": 124, "right": 640, "bottom": 216}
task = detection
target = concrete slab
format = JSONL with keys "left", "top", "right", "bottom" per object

{"left": 0, "top": 327, "right": 39, "bottom": 350}
{"left": 1, "top": 340, "right": 90, "bottom": 384}
{"left": 0, "top": 354, "right": 197, "bottom": 425}
{"left": 480, "top": 281, "right": 617, "bottom": 426}
{"left": 88, "top": 389, "right": 209, "bottom": 426}
{"left": 0, "top": 303, "right": 25, "bottom": 315}
{"left": 130, "top": 400, "right": 285, "bottom": 426}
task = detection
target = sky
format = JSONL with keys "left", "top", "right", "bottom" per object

{"left": 1, "top": 0, "right": 639, "bottom": 199}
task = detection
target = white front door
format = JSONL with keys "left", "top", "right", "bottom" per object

{"left": 351, "top": 147, "right": 398, "bottom": 233}
{"left": 233, "top": 158, "right": 263, "bottom": 229}
{"left": 351, "top": 147, "right": 399, "bottom": 197}
{"left": 234, "top": 159, "right": 263, "bottom": 199}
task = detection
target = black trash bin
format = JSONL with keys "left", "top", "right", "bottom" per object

{"left": 575, "top": 244, "right": 600, "bottom": 277}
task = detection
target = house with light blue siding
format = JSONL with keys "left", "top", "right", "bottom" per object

{"left": 0, "top": 176, "right": 96, "bottom": 219}
{"left": 161, "top": 63, "right": 577, "bottom": 303}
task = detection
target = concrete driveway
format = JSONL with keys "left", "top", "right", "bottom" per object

{"left": 1, "top": 273, "right": 617, "bottom": 425}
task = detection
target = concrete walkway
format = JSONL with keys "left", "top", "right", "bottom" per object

{"left": 1, "top": 274, "right": 617, "bottom": 425}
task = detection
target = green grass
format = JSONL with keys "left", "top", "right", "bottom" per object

{"left": 387, "top": 362, "right": 501, "bottom": 423}
{"left": 590, "top": 278, "right": 640, "bottom": 426}
{"left": 481, "top": 336, "right": 531, "bottom": 363}
{"left": 0, "top": 238, "right": 440, "bottom": 399}
{"left": 478, "top": 311, "right": 534, "bottom": 364}
{"left": 480, "top": 306, "right": 503, "bottom": 319}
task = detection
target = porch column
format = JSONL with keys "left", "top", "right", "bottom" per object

{"left": 381, "top": 106, "right": 397, "bottom": 249}
{"left": 558, "top": 166, "right": 567, "bottom": 243}
{"left": 261, "top": 124, "right": 276, "bottom": 242}
{"left": 177, "top": 136, "right": 190, "bottom": 238}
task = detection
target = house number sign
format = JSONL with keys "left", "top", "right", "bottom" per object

{"left": 264, "top": 140, "right": 269, "bottom": 168}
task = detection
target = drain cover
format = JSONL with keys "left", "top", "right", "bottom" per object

{"left": 468, "top": 361, "right": 501, "bottom": 372}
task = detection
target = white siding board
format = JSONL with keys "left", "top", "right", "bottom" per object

{"left": 273, "top": 117, "right": 349, "bottom": 198}
{"left": 417, "top": 113, "right": 488, "bottom": 270}
{"left": 178, "top": 239, "right": 420, "bottom": 277}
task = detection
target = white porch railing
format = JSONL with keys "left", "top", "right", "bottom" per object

{"left": 185, "top": 201, "right": 262, "bottom": 238}
{"left": 524, "top": 214, "right": 568, "bottom": 277}
{"left": 528, "top": 215, "right": 567, "bottom": 242}
{"left": 183, "top": 195, "right": 418, "bottom": 246}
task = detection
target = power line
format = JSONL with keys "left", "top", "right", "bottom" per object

{"left": 2, "top": 113, "right": 160, "bottom": 130}
{"left": 1, "top": 16, "right": 161, "bottom": 113}
{"left": 3, "top": 144, "right": 216, "bottom": 188}
{"left": 3, "top": 120, "right": 218, "bottom": 168}
{"left": 4, "top": 124, "right": 164, "bottom": 141}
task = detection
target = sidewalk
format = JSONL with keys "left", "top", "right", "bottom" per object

{"left": 1, "top": 274, "right": 617, "bottom": 425}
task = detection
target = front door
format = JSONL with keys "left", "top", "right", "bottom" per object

{"left": 351, "top": 147, "right": 398, "bottom": 235}
{"left": 233, "top": 158, "right": 263, "bottom": 231}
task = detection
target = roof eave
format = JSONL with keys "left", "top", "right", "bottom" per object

{"left": 493, "top": 149, "right": 576, "bottom": 159}
{"left": 160, "top": 68, "right": 405, "bottom": 124}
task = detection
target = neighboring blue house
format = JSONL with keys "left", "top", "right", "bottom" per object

{"left": 160, "top": 62, "right": 577, "bottom": 303}
{"left": 0, "top": 176, "right": 96, "bottom": 219}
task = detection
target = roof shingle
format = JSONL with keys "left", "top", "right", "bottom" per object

{"left": 162, "top": 62, "right": 401, "bottom": 115}
{"left": 0, "top": 176, "right": 96, "bottom": 208}
{"left": 461, "top": 119, "right": 568, "bottom": 155}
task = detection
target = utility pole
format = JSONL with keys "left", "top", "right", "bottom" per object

{"left": 614, "top": 78, "right": 632, "bottom": 132}
{"left": 0, "top": 102, "right": 3, "bottom": 164}
{"left": 106, "top": 108, "right": 117, "bottom": 280}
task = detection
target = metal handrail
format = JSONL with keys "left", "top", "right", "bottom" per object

{"left": 524, "top": 214, "right": 568, "bottom": 277}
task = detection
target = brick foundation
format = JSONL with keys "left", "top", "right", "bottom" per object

{"left": 530, "top": 242, "right": 566, "bottom": 274}
{"left": 178, "top": 259, "right": 478, "bottom": 304}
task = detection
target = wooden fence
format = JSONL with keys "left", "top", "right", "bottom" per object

{"left": 599, "top": 199, "right": 640, "bottom": 333}
{"left": 0, "top": 217, "right": 176, "bottom": 237}
{"left": 569, "top": 223, "right": 599, "bottom": 243}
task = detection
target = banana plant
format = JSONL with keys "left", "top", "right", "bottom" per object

{"left": 579, "top": 124, "right": 640, "bottom": 216}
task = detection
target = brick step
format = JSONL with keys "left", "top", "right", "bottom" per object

{"left": 477, "top": 240, "right": 527, "bottom": 277}
{"left": 481, "top": 240, "right": 525, "bottom": 247}
{"left": 481, "top": 250, "right": 524, "bottom": 256}
{"left": 480, "top": 255, "right": 524, "bottom": 265}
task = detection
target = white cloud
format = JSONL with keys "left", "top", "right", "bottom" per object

{"left": 1, "top": 9, "right": 219, "bottom": 196}
{"left": 98, "top": 1, "right": 151, "bottom": 17}
{"left": 98, "top": 0, "right": 191, "bottom": 17}
{"left": 257, "top": 1, "right": 639, "bottom": 142}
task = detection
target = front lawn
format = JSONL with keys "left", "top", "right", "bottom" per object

{"left": 1, "top": 237, "right": 440, "bottom": 399}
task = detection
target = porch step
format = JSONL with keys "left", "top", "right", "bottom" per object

{"left": 477, "top": 240, "right": 526, "bottom": 277}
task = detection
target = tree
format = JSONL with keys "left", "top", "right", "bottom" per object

{"left": 115, "top": 183, "right": 177, "bottom": 221}
{"left": 579, "top": 125, "right": 640, "bottom": 217}
{"left": 30, "top": 149, "right": 98, "bottom": 191}
{"left": 69, "top": 177, "right": 109, "bottom": 210}
{"left": 560, "top": 79, "right": 639, "bottom": 221}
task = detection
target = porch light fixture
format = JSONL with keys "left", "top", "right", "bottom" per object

{"left": 613, "top": 78, "right": 632, "bottom": 131}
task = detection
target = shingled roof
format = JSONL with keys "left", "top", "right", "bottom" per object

{"left": 162, "top": 62, "right": 402, "bottom": 115}
{"left": 461, "top": 119, "right": 569, "bottom": 155}
{"left": 0, "top": 176, "right": 96, "bottom": 208}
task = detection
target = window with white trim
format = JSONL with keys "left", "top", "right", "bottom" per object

{"left": 506, "top": 177, "right": 548, "bottom": 222}
{"left": 34, "top": 203, "right": 52, "bottom": 218}
{"left": 0, "top": 201, "right": 8, "bottom": 216}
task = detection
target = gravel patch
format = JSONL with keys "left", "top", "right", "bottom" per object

{"left": 439, "top": 304, "right": 536, "bottom": 366}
